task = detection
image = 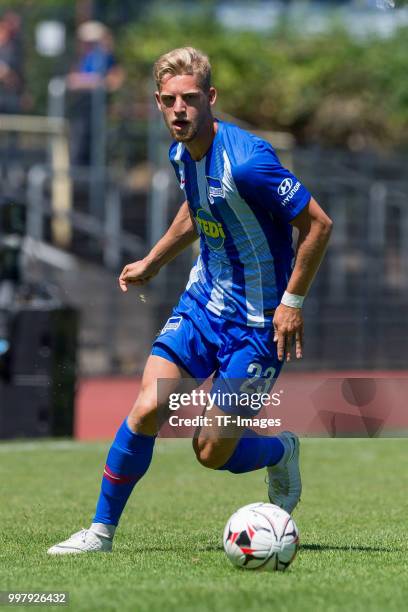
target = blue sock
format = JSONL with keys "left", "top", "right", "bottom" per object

{"left": 218, "top": 429, "right": 284, "bottom": 474}
{"left": 93, "top": 418, "right": 155, "bottom": 526}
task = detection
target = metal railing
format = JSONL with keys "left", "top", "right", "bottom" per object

{"left": 0, "top": 112, "right": 145, "bottom": 269}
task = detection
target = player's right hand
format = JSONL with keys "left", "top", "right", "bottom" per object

{"left": 273, "top": 303, "right": 304, "bottom": 362}
{"left": 119, "top": 258, "right": 160, "bottom": 292}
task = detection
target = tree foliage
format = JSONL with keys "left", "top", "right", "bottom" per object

{"left": 119, "top": 14, "right": 408, "bottom": 150}
{"left": 2, "top": 1, "right": 408, "bottom": 150}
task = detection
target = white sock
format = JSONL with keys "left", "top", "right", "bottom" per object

{"left": 90, "top": 522, "right": 116, "bottom": 540}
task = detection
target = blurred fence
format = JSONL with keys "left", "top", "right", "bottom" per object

{"left": 0, "top": 108, "right": 407, "bottom": 373}
{"left": 293, "top": 147, "right": 408, "bottom": 370}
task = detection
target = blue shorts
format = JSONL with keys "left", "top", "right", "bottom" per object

{"left": 151, "top": 291, "right": 283, "bottom": 414}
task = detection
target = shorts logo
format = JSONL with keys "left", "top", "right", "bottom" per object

{"left": 277, "top": 178, "right": 293, "bottom": 196}
{"left": 206, "top": 176, "right": 225, "bottom": 204}
{"left": 195, "top": 208, "right": 225, "bottom": 249}
{"left": 162, "top": 316, "right": 182, "bottom": 333}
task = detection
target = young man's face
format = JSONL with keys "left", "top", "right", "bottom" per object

{"left": 155, "top": 73, "right": 216, "bottom": 143}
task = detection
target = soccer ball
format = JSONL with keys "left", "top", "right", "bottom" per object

{"left": 223, "top": 502, "right": 299, "bottom": 571}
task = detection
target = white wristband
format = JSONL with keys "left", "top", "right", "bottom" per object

{"left": 281, "top": 291, "right": 304, "bottom": 309}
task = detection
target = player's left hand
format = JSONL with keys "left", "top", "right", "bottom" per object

{"left": 118, "top": 257, "right": 160, "bottom": 292}
{"left": 273, "top": 304, "right": 304, "bottom": 362}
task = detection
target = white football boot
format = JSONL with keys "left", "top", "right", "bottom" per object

{"left": 47, "top": 529, "right": 112, "bottom": 555}
{"left": 266, "top": 431, "right": 302, "bottom": 514}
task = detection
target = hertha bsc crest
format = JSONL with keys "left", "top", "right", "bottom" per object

{"left": 206, "top": 176, "right": 225, "bottom": 204}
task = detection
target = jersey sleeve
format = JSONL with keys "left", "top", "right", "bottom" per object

{"left": 169, "top": 143, "right": 185, "bottom": 192}
{"left": 232, "top": 141, "right": 311, "bottom": 223}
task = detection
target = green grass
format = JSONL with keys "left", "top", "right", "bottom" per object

{"left": 0, "top": 438, "right": 408, "bottom": 611}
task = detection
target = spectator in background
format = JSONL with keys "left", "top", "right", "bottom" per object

{"left": 67, "top": 21, "right": 125, "bottom": 166}
{"left": 0, "top": 13, "right": 24, "bottom": 114}
{"left": 3, "top": 11, "right": 23, "bottom": 72}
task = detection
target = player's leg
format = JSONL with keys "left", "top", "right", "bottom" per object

{"left": 47, "top": 355, "right": 191, "bottom": 555}
{"left": 192, "top": 403, "right": 286, "bottom": 471}
{"left": 194, "top": 416, "right": 300, "bottom": 514}
{"left": 193, "top": 405, "right": 301, "bottom": 514}
{"left": 91, "top": 354, "right": 191, "bottom": 529}
{"left": 192, "top": 323, "right": 301, "bottom": 514}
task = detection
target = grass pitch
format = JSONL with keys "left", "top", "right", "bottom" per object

{"left": 0, "top": 437, "right": 407, "bottom": 611}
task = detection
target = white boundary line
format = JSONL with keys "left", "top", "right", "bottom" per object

{"left": 0, "top": 438, "right": 191, "bottom": 453}
{"left": 0, "top": 440, "right": 107, "bottom": 452}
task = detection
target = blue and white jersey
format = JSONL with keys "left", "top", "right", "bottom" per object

{"left": 169, "top": 120, "right": 311, "bottom": 328}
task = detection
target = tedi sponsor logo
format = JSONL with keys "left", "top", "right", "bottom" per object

{"left": 195, "top": 208, "right": 225, "bottom": 249}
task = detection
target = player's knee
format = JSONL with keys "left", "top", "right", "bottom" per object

{"left": 127, "top": 386, "right": 159, "bottom": 433}
{"left": 192, "top": 438, "right": 225, "bottom": 470}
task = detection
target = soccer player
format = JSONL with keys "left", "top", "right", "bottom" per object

{"left": 48, "top": 47, "right": 332, "bottom": 554}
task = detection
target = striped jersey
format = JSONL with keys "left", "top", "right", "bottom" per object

{"left": 169, "top": 119, "right": 311, "bottom": 328}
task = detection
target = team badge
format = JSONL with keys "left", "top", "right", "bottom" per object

{"left": 206, "top": 176, "right": 225, "bottom": 204}
{"left": 161, "top": 316, "right": 182, "bottom": 333}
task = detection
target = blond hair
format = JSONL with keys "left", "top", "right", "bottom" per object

{"left": 153, "top": 47, "right": 211, "bottom": 92}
